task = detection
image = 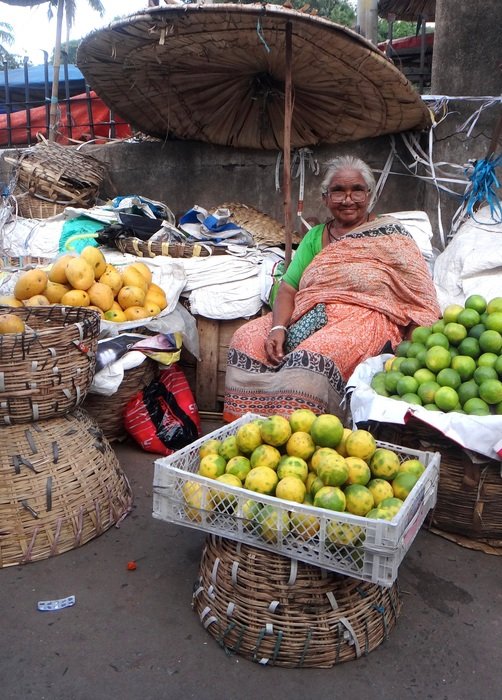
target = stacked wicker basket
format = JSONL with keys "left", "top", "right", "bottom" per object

{"left": 371, "top": 419, "right": 502, "bottom": 555}
{"left": 0, "top": 305, "right": 133, "bottom": 567}
{"left": 83, "top": 357, "right": 158, "bottom": 442}
{"left": 193, "top": 536, "right": 401, "bottom": 668}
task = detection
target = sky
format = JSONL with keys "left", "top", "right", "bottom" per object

{"left": 2, "top": 1, "right": 149, "bottom": 63}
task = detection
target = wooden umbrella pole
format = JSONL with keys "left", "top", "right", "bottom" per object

{"left": 283, "top": 21, "right": 293, "bottom": 269}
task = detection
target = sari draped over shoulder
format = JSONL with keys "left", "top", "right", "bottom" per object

{"left": 223, "top": 216, "right": 440, "bottom": 422}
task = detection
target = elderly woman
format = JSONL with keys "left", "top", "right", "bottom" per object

{"left": 223, "top": 155, "right": 440, "bottom": 422}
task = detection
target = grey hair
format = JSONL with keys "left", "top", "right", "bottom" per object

{"left": 321, "top": 155, "right": 377, "bottom": 199}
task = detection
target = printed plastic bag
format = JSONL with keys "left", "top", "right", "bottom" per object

{"left": 124, "top": 364, "right": 201, "bottom": 455}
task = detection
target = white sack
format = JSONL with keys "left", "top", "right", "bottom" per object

{"left": 433, "top": 206, "right": 502, "bottom": 310}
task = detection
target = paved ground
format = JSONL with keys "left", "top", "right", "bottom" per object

{"left": 1, "top": 436, "right": 501, "bottom": 700}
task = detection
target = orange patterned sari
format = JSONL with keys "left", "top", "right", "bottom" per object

{"left": 223, "top": 217, "right": 440, "bottom": 422}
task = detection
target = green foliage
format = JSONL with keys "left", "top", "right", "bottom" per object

{"left": 51, "top": 39, "right": 80, "bottom": 64}
{"left": 377, "top": 19, "right": 427, "bottom": 43}
{"left": 0, "top": 21, "right": 22, "bottom": 68}
{"left": 269, "top": 0, "right": 356, "bottom": 25}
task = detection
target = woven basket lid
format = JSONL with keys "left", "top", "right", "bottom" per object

{"left": 378, "top": 0, "right": 436, "bottom": 21}
{"left": 76, "top": 3, "right": 432, "bottom": 151}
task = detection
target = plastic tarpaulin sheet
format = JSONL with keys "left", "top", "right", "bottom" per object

{"left": 0, "top": 90, "right": 131, "bottom": 146}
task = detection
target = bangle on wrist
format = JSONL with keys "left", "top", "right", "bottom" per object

{"left": 269, "top": 325, "right": 288, "bottom": 334}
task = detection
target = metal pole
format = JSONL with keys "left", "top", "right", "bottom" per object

{"left": 419, "top": 16, "right": 427, "bottom": 92}
{"left": 3, "top": 62, "right": 12, "bottom": 148}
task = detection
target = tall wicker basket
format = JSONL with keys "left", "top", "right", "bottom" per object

{"left": 0, "top": 409, "right": 133, "bottom": 567}
{"left": 193, "top": 536, "right": 401, "bottom": 668}
{"left": 370, "top": 419, "right": 502, "bottom": 553}
{"left": 83, "top": 358, "right": 158, "bottom": 442}
{"left": 0, "top": 306, "right": 100, "bottom": 424}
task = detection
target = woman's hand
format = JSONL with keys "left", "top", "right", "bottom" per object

{"left": 265, "top": 327, "right": 287, "bottom": 365}
{"left": 263, "top": 281, "right": 297, "bottom": 365}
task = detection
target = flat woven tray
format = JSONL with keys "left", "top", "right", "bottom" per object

{"left": 193, "top": 535, "right": 401, "bottom": 668}
{"left": 83, "top": 358, "right": 158, "bottom": 442}
{"left": 217, "top": 202, "right": 301, "bottom": 248}
{"left": 371, "top": 419, "right": 502, "bottom": 551}
{"left": 0, "top": 305, "right": 100, "bottom": 424}
{"left": 113, "top": 237, "right": 227, "bottom": 258}
{"left": 0, "top": 409, "right": 133, "bottom": 567}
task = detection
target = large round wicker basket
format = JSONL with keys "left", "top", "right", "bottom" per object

{"left": 0, "top": 408, "right": 133, "bottom": 567}
{"left": 371, "top": 419, "right": 502, "bottom": 553}
{"left": 13, "top": 189, "right": 67, "bottom": 219}
{"left": 193, "top": 536, "right": 401, "bottom": 668}
{"left": 6, "top": 138, "right": 106, "bottom": 219}
{"left": 83, "top": 358, "right": 158, "bottom": 442}
{"left": 0, "top": 305, "right": 100, "bottom": 424}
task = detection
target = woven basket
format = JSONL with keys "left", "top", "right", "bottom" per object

{"left": 0, "top": 255, "right": 52, "bottom": 271}
{"left": 217, "top": 202, "right": 302, "bottom": 248}
{"left": 6, "top": 138, "right": 106, "bottom": 212}
{"left": 113, "top": 237, "right": 227, "bottom": 259}
{"left": 83, "top": 358, "right": 158, "bottom": 442}
{"left": 0, "top": 305, "right": 100, "bottom": 424}
{"left": 0, "top": 408, "right": 133, "bottom": 567}
{"left": 193, "top": 536, "right": 401, "bottom": 668}
{"left": 13, "top": 188, "right": 67, "bottom": 219}
{"left": 370, "top": 419, "right": 502, "bottom": 551}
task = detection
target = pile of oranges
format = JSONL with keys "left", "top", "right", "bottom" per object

{"left": 182, "top": 410, "right": 426, "bottom": 546}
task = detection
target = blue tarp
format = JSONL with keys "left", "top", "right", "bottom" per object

{"left": 0, "top": 64, "right": 86, "bottom": 113}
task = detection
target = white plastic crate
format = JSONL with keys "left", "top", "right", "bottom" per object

{"left": 153, "top": 414, "right": 440, "bottom": 587}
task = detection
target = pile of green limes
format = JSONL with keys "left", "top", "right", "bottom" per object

{"left": 371, "top": 295, "right": 502, "bottom": 415}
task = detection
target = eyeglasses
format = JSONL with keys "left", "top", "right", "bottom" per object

{"left": 326, "top": 189, "right": 368, "bottom": 203}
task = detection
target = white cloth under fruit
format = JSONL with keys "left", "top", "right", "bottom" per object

{"left": 347, "top": 354, "right": 502, "bottom": 462}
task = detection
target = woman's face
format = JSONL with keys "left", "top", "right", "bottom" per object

{"left": 324, "top": 168, "right": 370, "bottom": 228}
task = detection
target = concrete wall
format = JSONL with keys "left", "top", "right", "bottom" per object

{"left": 0, "top": 135, "right": 427, "bottom": 237}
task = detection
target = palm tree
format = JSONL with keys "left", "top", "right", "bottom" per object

{"left": 49, "top": 0, "right": 104, "bottom": 141}
{"left": 1, "top": 0, "right": 104, "bottom": 139}
{"left": 0, "top": 21, "right": 16, "bottom": 65}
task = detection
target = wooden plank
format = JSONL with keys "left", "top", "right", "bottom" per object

{"left": 195, "top": 316, "right": 220, "bottom": 411}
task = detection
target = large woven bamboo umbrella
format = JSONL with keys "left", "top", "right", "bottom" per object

{"left": 77, "top": 3, "right": 431, "bottom": 264}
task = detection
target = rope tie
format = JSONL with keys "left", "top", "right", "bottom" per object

{"left": 338, "top": 616, "right": 362, "bottom": 658}
{"left": 210, "top": 557, "right": 220, "bottom": 585}
{"left": 287, "top": 558, "right": 298, "bottom": 586}
{"left": 298, "top": 629, "right": 312, "bottom": 667}
{"left": 218, "top": 620, "right": 246, "bottom": 656}
{"left": 462, "top": 155, "right": 502, "bottom": 223}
